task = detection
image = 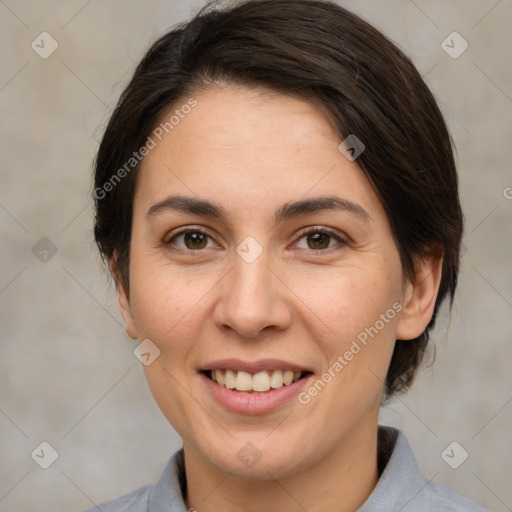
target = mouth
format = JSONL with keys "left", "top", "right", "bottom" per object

{"left": 200, "top": 359, "right": 315, "bottom": 414}
{"left": 203, "top": 369, "right": 312, "bottom": 393}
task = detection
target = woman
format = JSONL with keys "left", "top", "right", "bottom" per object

{"left": 87, "top": 0, "right": 487, "bottom": 510}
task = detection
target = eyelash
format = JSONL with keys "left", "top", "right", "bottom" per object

{"left": 164, "top": 226, "right": 347, "bottom": 254}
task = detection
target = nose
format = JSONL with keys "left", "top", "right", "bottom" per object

{"left": 213, "top": 251, "right": 292, "bottom": 338}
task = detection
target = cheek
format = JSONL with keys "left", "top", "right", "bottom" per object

{"left": 128, "top": 265, "right": 214, "bottom": 427}
{"left": 127, "top": 261, "right": 213, "bottom": 352}
{"left": 294, "top": 263, "right": 402, "bottom": 406}
{"left": 293, "top": 265, "right": 401, "bottom": 343}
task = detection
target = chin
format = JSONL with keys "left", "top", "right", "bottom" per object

{"left": 199, "top": 434, "right": 314, "bottom": 480}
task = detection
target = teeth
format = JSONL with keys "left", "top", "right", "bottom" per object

{"left": 235, "top": 371, "right": 252, "bottom": 391}
{"left": 209, "top": 369, "right": 304, "bottom": 392}
{"left": 215, "top": 369, "right": 224, "bottom": 386}
{"left": 283, "top": 370, "right": 294, "bottom": 385}
{"left": 252, "top": 371, "right": 271, "bottom": 392}
{"left": 270, "top": 370, "right": 284, "bottom": 388}
{"left": 225, "top": 370, "right": 236, "bottom": 389}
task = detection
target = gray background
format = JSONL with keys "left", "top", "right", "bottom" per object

{"left": 0, "top": 0, "right": 511, "bottom": 511}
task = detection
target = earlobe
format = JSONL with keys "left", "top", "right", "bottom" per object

{"left": 395, "top": 252, "right": 443, "bottom": 341}
{"left": 110, "top": 256, "right": 138, "bottom": 340}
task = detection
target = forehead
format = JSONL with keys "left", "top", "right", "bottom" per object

{"left": 134, "top": 85, "right": 384, "bottom": 223}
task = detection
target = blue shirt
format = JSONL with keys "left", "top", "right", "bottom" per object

{"left": 81, "top": 426, "right": 487, "bottom": 511}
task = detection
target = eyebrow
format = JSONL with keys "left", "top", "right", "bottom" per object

{"left": 146, "top": 194, "right": 370, "bottom": 223}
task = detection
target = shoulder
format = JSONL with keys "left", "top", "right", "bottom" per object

{"left": 359, "top": 426, "right": 488, "bottom": 512}
{"left": 78, "top": 448, "right": 186, "bottom": 512}
{"left": 80, "top": 484, "right": 151, "bottom": 512}
{"left": 425, "top": 480, "right": 488, "bottom": 511}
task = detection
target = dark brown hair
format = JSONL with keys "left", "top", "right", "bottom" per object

{"left": 93, "top": 0, "right": 463, "bottom": 399}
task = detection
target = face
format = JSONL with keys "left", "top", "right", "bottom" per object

{"left": 117, "top": 85, "right": 439, "bottom": 480}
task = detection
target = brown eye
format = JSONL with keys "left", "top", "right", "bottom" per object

{"left": 294, "top": 228, "right": 345, "bottom": 251}
{"left": 183, "top": 232, "right": 208, "bottom": 249}
{"left": 306, "top": 232, "right": 331, "bottom": 249}
{"left": 165, "top": 229, "right": 214, "bottom": 251}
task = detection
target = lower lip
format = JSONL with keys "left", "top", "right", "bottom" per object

{"left": 201, "top": 372, "right": 313, "bottom": 415}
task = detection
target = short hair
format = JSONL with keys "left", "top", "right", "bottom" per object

{"left": 93, "top": 0, "right": 463, "bottom": 399}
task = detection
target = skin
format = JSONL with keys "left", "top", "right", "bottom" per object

{"left": 116, "top": 84, "right": 442, "bottom": 512}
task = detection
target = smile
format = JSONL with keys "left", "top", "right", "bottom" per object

{"left": 200, "top": 359, "right": 314, "bottom": 414}
{"left": 206, "top": 369, "right": 307, "bottom": 392}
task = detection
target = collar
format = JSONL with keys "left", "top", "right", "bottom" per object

{"left": 147, "top": 426, "right": 430, "bottom": 511}
{"left": 359, "top": 426, "right": 430, "bottom": 511}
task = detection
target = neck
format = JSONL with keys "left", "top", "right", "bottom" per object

{"left": 183, "top": 422, "right": 379, "bottom": 512}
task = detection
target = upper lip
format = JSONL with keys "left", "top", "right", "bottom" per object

{"left": 200, "top": 358, "right": 313, "bottom": 374}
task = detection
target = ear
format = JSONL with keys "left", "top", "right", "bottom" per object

{"left": 110, "top": 254, "right": 138, "bottom": 340}
{"left": 395, "top": 250, "right": 443, "bottom": 341}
